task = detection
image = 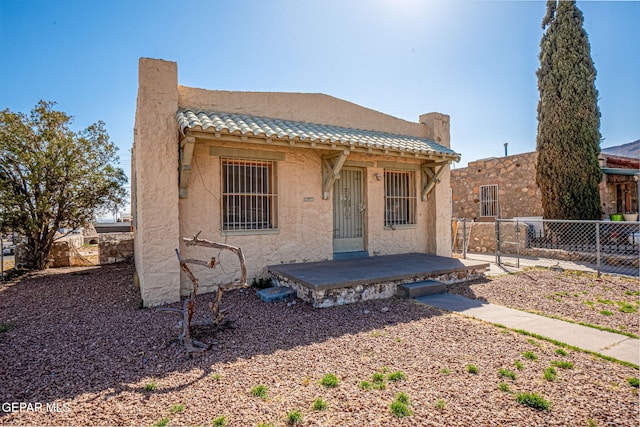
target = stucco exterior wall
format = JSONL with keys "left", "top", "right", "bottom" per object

{"left": 178, "top": 144, "right": 437, "bottom": 294}
{"left": 421, "top": 113, "right": 453, "bottom": 256}
{"left": 178, "top": 87, "right": 429, "bottom": 138}
{"left": 132, "top": 58, "right": 181, "bottom": 306}
{"left": 133, "top": 58, "right": 456, "bottom": 306}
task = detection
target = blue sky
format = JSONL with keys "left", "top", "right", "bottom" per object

{"left": 1, "top": 0, "right": 639, "bottom": 191}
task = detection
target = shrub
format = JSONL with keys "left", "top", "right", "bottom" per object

{"left": 371, "top": 372, "right": 386, "bottom": 389}
{"left": 312, "top": 398, "right": 327, "bottom": 411}
{"left": 617, "top": 302, "right": 637, "bottom": 313}
{"left": 395, "top": 392, "right": 410, "bottom": 405}
{"left": 372, "top": 372, "right": 385, "bottom": 383}
{"left": 286, "top": 410, "right": 303, "bottom": 425}
{"left": 390, "top": 401, "right": 411, "bottom": 418}
{"left": 373, "top": 381, "right": 386, "bottom": 390}
{"left": 515, "top": 392, "right": 551, "bottom": 411}
{"left": 212, "top": 416, "right": 226, "bottom": 426}
{"left": 498, "top": 382, "right": 511, "bottom": 393}
{"left": 390, "top": 394, "right": 411, "bottom": 419}
{"left": 627, "top": 377, "right": 639, "bottom": 388}
{"left": 388, "top": 371, "right": 406, "bottom": 382}
{"left": 554, "top": 348, "right": 568, "bottom": 356}
{"left": 250, "top": 385, "right": 268, "bottom": 399}
{"left": 359, "top": 381, "right": 372, "bottom": 391}
{"left": 498, "top": 368, "right": 517, "bottom": 381}
{"left": 152, "top": 418, "right": 169, "bottom": 427}
{"left": 169, "top": 403, "right": 185, "bottom": 414}
{"left": 435, "top": 398, "right": 446, "bottom": 410}
{"left": 467, "top": 364, "right": 478, "bottom": 374}
{"left": 550, "top": 360, "right": 574, "bottom": 369}
{"left": 543, "top": 367, "right": 557, "bottom": 381}
{"left": 522, "top": 351, "right": 538, "bottom": 361}
{"left": 320, "top": 373, "right": 339, "bottom": 388}
{"left": 144, "top": 382, "right": 157, "bottom": 392}
{"left": 514, "top": 360, "right": 524, "bottom": 370}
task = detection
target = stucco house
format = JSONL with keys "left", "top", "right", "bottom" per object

{"left": 132, "top": 58, "right": 462, "bottom": 307}
{"left": 451, "top": 142, "right": 639, "bottom": 221}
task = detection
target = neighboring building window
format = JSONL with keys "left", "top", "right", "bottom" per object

{"left": 480, "top": 184, "right": 499, "bottom": 217}
{"left": 384, "top": 170, "right": 416, "bottom": 226}
{"left": 221, "top": 158, "right": 277, "bottom": 230}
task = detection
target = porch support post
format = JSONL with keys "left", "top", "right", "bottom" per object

{"left": 322, "top": 150, "right": 350, "bottom": 199}
{"left": 179, "top": 136, "right": 196, "bottom": 199}
{"left": 421, "top": 162, "right": 448, "bottom": 201}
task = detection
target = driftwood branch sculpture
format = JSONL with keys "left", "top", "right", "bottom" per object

{"left": 165, "top": 231, "right": 248, "bottom": 355}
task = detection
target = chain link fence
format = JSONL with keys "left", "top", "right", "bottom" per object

{"left": 496, "top": 218, "right": 639, "bottom": 277}
{"left": 452, "top": 218, "right": 639, "bottom": 277}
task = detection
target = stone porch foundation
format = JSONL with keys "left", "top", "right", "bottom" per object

{"left": 268, "top": 253, "right": 488, "bottom": 308}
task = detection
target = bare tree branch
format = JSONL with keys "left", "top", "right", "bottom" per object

{"left": 164, "top": 233, "right": 248, "bottom": 355}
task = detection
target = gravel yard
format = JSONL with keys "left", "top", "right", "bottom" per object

{"left": 1, "top": 263, "right": 638, "bottom": 426}
{"left": 449, "top": 269, "right": 640, "bottom": 336}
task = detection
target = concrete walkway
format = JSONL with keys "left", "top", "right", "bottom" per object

{"left": 416, "top": 293, "right": 639, "bottom": 366}
{"left": 463, "top": 252, "right": 639, "bottom": 278}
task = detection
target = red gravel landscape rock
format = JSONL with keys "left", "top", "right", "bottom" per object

{"left": 1, "top": 263, "right": 638, "bottom": 426}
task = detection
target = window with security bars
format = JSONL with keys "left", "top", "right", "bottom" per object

{"left": 221, "top": 158, "right": 277, "bottom": 230}
{"left": 384, "top": 170, "right": 416, "bottom": 226}
{"left": 480, "top": 184, "right": 499, "bottom": 217}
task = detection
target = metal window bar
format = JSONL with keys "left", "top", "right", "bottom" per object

{"left": 480, "top": 184, "right": 499, "bottom": 217}
{"left": 221, "top": 158, "right": 277, "bottom": 230}
{"left": 384, "top": 170, "right": 416, "bottom": 226}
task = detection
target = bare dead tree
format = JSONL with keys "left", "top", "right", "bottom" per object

{"left": 162, "top": 232, "right": 248, "bottom": 354}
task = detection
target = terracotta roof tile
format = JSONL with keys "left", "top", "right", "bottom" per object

{"left": 177, "top": 109, "right": 460, "bottom": 159}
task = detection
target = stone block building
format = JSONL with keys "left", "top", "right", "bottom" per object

{"left": 451, "top": 152, "right": 542, "bottom": 221}
{"left": 451, "top": 146, "right": 639, "bottom": 221}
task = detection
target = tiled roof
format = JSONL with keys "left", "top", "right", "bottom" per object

{"left": 177, "top": 109, "right": 460, "bottom": 160}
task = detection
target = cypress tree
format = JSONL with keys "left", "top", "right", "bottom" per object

{"left": 535, "top": 0, "right": 602, "bottom": 220}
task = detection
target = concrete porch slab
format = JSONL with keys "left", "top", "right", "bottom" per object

{"left": 268, "top": 253, "right": 489, "bottom": 291}
{"left": 268, "top": 253, "right": 489, "bottom": 308}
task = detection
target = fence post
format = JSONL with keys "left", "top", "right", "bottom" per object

{"left": 595, "top": 221, "right": 601, "bottom": 278}
{"left": 515, "top": 219, "right": 520, "bottom": 269}
{"left": 462, "top": 219, "right": 467, "bottom": 259}
{"left": 495, "top": 219, "right": 501, "bottom": 266}
{"left": 1, "top": 234, "right": 4, "bottom": 281}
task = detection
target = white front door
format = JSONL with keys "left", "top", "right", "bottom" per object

{"left": 333, "top": 168, "right": 365, "bottom": 253}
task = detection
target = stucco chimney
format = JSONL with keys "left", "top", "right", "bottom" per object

{"left": 133, "top": 58, "right": 181, "bottom": 306}
{"left": 419, "top": 112, "right": 451, "bottom": 149}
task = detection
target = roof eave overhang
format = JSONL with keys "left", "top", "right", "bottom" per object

{"left": 183, "top": 128, "right": 461, "bottom": 163}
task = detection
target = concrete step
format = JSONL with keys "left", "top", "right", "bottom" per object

{"left": 256, "top": 286, "right": 296, "bottom": 303}
{"left": 398, "top": 280, "right": 447, "bottom": 298}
